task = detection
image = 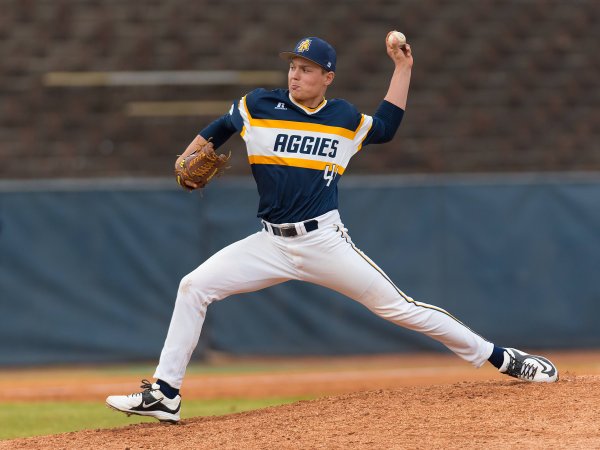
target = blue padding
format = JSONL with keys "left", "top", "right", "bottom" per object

{"left": 1, "top": 174, "right": 599, "bottom": 365}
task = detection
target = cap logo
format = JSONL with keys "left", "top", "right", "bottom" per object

{"left": 296, "top": 39, "right": 311, "bottom": 53}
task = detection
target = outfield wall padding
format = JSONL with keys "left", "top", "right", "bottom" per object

{"left": 0, "top": 174, "right": 598, "bottom": 365}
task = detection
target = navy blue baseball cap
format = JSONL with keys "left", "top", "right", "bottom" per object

{"left": 280, "top": 37, "right": 336, "bottom": 72}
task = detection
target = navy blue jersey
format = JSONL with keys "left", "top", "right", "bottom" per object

{"left": 207, "top": 88, "right": 400, "bottom": 223}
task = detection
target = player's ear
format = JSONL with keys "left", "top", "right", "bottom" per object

{"left": 324, "top": 71, "right": 335, "bottom": 86}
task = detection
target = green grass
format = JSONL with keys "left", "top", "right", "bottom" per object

{"left": 0, "top": 396, "right": 310, "bottom": 441}
{"left": 92, "top": 360, "right": 324, "bottom": 376}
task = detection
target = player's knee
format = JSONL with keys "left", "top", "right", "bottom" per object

{"left": 177, "top": 275, "right": 202, "bottom": 300}
{"left": 173, "top": 275, "right": 214, "bottom": 317}
{"left": 177, "top": 275, "right": 194, "bottom": 297}
{"left": 177, "top": 273, "right": 217, "bottom": 306}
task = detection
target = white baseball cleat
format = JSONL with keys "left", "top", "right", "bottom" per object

{"left": 106, "top": 379, "right": 181, "bottom": 423}
{"left": 499, "top": 348, "right": 558, "bottom": 382}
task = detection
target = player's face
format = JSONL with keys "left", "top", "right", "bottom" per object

{"left": 288, "top": 57, "right": 334, "bottom": 108}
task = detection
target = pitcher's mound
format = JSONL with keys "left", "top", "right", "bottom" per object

{"left": 5, "top": 375, "right": 599, "bottom": 449}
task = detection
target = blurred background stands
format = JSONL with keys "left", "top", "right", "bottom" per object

{"left": 0, "top": 0, "right": 598, "bottom": 179}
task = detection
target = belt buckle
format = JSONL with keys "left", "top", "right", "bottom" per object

{"left": 280, "top": 225, "right": 297, "bottom": 237}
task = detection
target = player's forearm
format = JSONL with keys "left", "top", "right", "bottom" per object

{"left": 384, "top": 66, "right": 411, "bottom": 110}
{"left": 175, "top": 113, "right": 237, "bottom": 168}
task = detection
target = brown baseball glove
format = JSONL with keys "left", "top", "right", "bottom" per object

{"left": 175, "top": 141, "right": 230, "bottom": 191}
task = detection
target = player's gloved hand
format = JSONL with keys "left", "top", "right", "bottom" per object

{"left": 174, "top": 141, "right": 230, "bottom": 191}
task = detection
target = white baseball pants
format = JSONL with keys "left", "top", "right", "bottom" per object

{"left": 154, "top": 210, "right": 494, "bottom": 388}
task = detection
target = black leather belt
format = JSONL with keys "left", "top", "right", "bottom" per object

{"left": 264, "top": 219, "right": 319, "bottom": 237}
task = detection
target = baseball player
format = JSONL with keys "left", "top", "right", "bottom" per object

{"left": 106, "top": 33, "right": 558, "bottom": 423}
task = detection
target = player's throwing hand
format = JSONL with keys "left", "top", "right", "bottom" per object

{"left": 386, "top": 30, "right": 413, "bottom": 69}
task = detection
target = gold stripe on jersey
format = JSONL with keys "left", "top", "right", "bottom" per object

{"left": 356, "top": 115, "right": 373, "bottom": 152}
{"left": 239, "top": 92, "right": 374, "bottom": 171}
{"left": 239, "top": 96, "right": 251, "bottom": 139}
{"left": 248, "top": 155, "right": 347, "bottom": 174}
{"left": 240, "top": 94, "right": 368, "bottom": 141}
{"left": 249, "top": 118, "right": 356, "bottom": 140}
{"left": 241, "top": 95, "right": 252, "bottom": 120}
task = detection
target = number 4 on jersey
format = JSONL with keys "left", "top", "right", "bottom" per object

{"left": 323, "top": 164, "right": 339, "bottom": 187}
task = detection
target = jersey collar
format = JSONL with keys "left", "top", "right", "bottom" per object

{"left": 288, "top": 92, "right": 328, "bottom": 115}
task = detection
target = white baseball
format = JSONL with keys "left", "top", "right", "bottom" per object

{"left": 388, "top": 30, "right": 406, "bottom": 47}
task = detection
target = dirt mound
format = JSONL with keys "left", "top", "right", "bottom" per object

{"left": 5, "top": 374, "right": 600, "bottom": 449}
